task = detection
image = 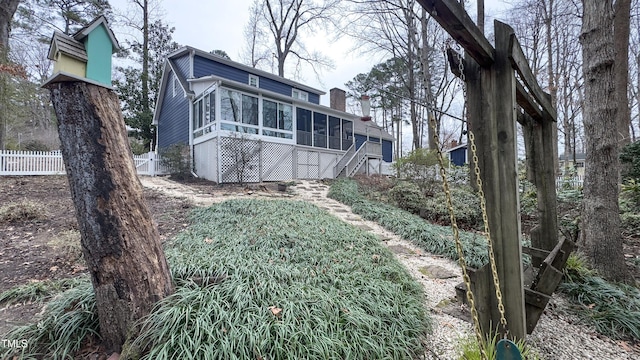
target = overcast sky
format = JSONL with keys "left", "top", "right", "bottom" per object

{"left": 110, "top": 0, "right": 509, "bottom": 106}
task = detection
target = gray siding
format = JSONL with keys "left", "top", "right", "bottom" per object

{"left": 157, "top": 71, "right": 189, "bottom": 148}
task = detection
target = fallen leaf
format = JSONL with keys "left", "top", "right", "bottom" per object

{"left": 50, "top": 266, "right": 58, "bottom": 272}
{"left": 269, "top": 306, "right": 282, "bottom": 317}
{"left": 204, "top": 237, "right": 213, "bottom": 243}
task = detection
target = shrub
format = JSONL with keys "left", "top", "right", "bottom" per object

{"left": 159, "top": 143, "right": 192, "bottom": 180}
{"left": 620, "top": 140, "right": 640, "bottom": 181}
{"left": 423, "top": 187, "right": 482, "bottom": 229}
{"left": 393, "top": 148, "right": 448, "bottom": 195}
{"left": 0, "top": 200, "right": 47, "bottom": 223}
{"left": 389, "top": 181, "right": 427, "bottom": 214}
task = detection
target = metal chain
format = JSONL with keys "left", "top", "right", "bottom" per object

{"left": 452, "top": 42, "right": 509, "bottom": 333}
{"left": 428, "top": 115, "right": 487, "bottom": 360}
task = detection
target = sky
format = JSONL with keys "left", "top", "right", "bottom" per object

{"left": 110, "top": 0, "right": 510, "bottom": 107}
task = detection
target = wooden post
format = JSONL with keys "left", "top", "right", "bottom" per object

{"left": 45, "top": 81, "right": 174, "bottom": 353}
{"left": 492, "top": 20, "right": 526, "bottom": 340}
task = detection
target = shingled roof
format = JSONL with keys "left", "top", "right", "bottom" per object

{"left": 47, "top": 31, "right": 87, "bottom": 62}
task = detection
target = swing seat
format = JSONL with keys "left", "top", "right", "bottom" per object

{"left": 523, "top": 236, "right": 575, "bottom": 333}
{"left": 496, "top": 338, "right": 523, "bottom": 360}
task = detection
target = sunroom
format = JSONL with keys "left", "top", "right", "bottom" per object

{"left": 186, "top": 78, "right": 391, "bottom": 183}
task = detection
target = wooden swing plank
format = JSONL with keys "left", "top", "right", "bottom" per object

{"left": 417, "top": 0, "right": 495, "bottom": 67}
{"left": 509, "top": 33, "right": 557, "bottom": 122}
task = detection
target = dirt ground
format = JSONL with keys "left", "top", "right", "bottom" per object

{"left": 0, "top": 175, "right": 196, "bottom": 338}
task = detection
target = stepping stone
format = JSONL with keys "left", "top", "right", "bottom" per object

{"left": 356, "top": 224, "right": 373, "bottom": 231}
{"left": 388, "top": 244, "right": 414, "bottom": 255}
{"left": 332, "top": 208, "right": 348, "bottom": 213}
{"left": 419, "top": 265, "right": 457, "bottom": 279}
{"left": 346, "top": 217, "right": 361, "bottom": 221}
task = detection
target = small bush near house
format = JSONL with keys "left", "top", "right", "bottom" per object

{"left": 620, "top": 180, "right": 640, "bottom": 237}
{"left": 393, "top": 148, "right": 447, "bottom": 195}
{"left": 0, "top": 200, "right": 47, "bottom": 223}
{"left": 159, "top": 143, "right": 192, "bottom": 180}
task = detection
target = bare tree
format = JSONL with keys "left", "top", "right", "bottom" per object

{"left": 241, "top": 0, "right": 271, "bottom": 68}
{"left": 0, "top": 0, "right": 22, "bottom": 151}
{"left": 244, "top": 0, "right": 338, "bottom": 79}
{"left": 580, "top": 0, "right": 627, "bottom": 282}
{"left": 344, "top": 0, "right": 458, "bottom": 151}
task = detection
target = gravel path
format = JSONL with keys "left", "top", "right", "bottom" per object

{"left": 140, "top": 176, "right": 639, "bottom": 360}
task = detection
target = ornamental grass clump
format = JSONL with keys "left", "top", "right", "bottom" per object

{"left": 560, "top": 256, "right": 640, "bottom": 341}
{"left": 1, "top": 280, "right": 99, "bottom": 359}
{"left": 329, "top": 179, "right": 489, "bottom": 268}
{"left": 123, "top": 199, "right": 431, "bottom": 359}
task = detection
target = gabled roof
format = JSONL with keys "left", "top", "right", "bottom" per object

{"left": 446, "top": 143, "right": 468, "bottom": 152}
{"left": 73, "top": 15, "right": 120, "bottom": 52}
{"left": 47, "top": 31, "right": 87, "bottom": 62}
{"left": 166, "top": 46, "right": 326, "bottom": 96}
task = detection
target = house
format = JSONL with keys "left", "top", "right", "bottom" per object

{"left": 558, "top": 152, "right": 585, "bottom": 177}
{"left": 153, "top": 46, "right": 394, "bottom": 183}
{"left": 446, "top": 142, "right": 468, "bottom": 166}
{"left": 44, "top": 16, "right": 120, "bottom": 87}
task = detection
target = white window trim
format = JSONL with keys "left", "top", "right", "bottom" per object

{"left": 172, "top": 77, "right": 179, "bottom": 97}
{"left": 249, "top": 74, "right": 259, "bottom": 88}
{"left": 292, "top": 89, "right": 308, "bottom": 102}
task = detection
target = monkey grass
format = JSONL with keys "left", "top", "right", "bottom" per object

{"left": 328, "top": 178, "right": 489, "bottom": 268}
{"left": 125, "top": 199, "right": 431, "bottom": 359}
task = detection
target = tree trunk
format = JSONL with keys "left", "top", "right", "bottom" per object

{"left": 46, "top": 81, "right": 174, "bottom": 353}
{"left": 614, "top": 0, "right": 631, "bottom": 146}
{"left": 0, "top": 0, "right": 21, "bottom": 151}
{"left": 580, "top": 0, "right": 627, "bottom": 282}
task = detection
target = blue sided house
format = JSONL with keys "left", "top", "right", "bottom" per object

{"left": 153, "top": 46, "right": 394, "bottom": 183}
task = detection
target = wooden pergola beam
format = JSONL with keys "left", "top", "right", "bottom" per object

{"left": 418, "top": 0, "right": 494, "bottom": 67}
{"left": 508, "top": 30, "right": 557, "bottom": 122}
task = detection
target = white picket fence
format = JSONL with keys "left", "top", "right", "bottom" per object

{"left": 0, "top": 150, "right": 168, "bottom": 176}
{"left": 556, "top": 175, "right": 584, "bottom": 189}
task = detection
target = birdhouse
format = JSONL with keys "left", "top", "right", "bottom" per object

{"left": 44, "top": 16, "right": 119, "bottom": 88}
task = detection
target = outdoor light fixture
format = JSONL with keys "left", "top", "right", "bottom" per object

{"left": 361, "top": 94, "right": 371, "bottom": 121}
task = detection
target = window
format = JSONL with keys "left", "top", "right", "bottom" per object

{"left": 262, "top": 99, "right": 293, "bottom": 139}
{"left": 221, "top": 89, "right": 241, "bottom": 122}
{"left": 296, "top": 108, "right": 312, "bottom": 146}
{"left": 242, "top": 94, "right": 258, "bottom": 125}
{"left": 220, "top": 88, "right": 259, "bottom": 134}
{"left": 313, "top": 112, "right": 327, "bottom": 148}
{"left": 192, "top": 91, "right": 216, "bottom": 138}
{"left": 342, "top": 119, "right": 353, "bottom": 150}
{"left": 172, "top": 77, "right": 179, "bottom": 97}
{"left": 292, "top": 89, "right": 308, "bottom": 102}
{"left": 328, "top": 116, "right": 341, "bottom": 150}
{"left": 249, "top": 74, "right": 259, "bottom": 87}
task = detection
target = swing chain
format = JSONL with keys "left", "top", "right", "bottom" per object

{"left": 429, "top": 115, "right": 488, "bottom": 360}
{"left": 452, "top": 42, "right": 509, "bottom": 334}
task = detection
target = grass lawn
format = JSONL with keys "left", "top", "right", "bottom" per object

{"left": 2, "top": 199, "right": 431, "bottom": 359}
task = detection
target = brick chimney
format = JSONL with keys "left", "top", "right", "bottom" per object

{"left": 329, "top": 88, "right": 346, "bottom": 112}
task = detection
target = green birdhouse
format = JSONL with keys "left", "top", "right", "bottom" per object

{"left": 45, "top": 16, "right": 119, "bottom": 88}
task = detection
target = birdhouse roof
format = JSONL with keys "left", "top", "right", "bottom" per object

{"left": 73, "top": 15, "right": 120, "bottom": 52}
{"left": 47, "top": 31, "right": 88, "bottom": 62}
